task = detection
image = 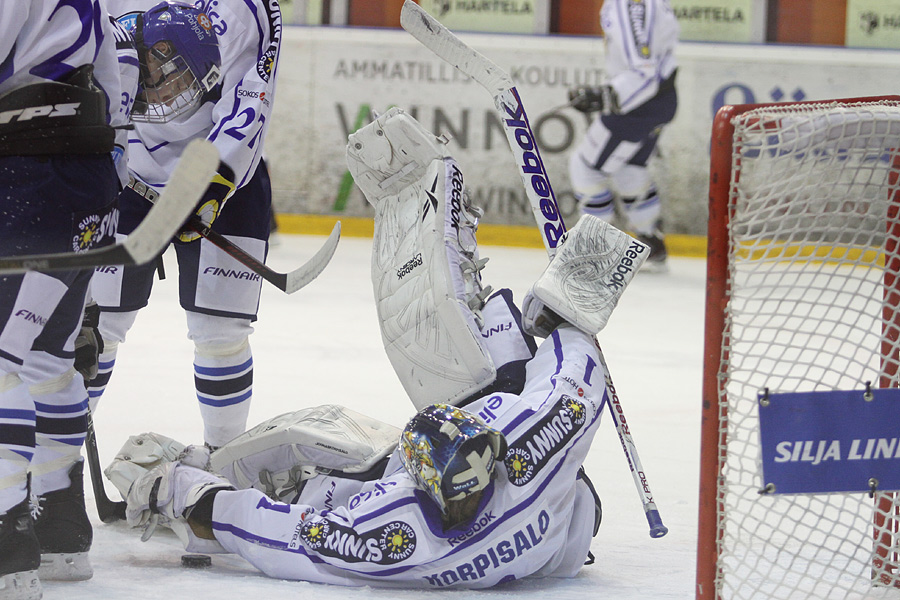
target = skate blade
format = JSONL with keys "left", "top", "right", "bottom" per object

{"left": 0, "top": 570, "right": 42, "bottom": 600}
{"left": 37, "top": 552, "right": 92, "bottom": 581}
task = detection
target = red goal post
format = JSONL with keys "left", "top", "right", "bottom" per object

{"left": 698, "top": 96, "right": 900, "bottom": 600}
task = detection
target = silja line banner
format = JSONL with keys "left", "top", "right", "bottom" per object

{"left": 758, "top": 387, "right": 900, "bottom": 495}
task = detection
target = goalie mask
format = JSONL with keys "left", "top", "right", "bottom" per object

{"left": 132, "top": 1, "right": 221, "bottom": 123}
{"left": 399, "top": 404, "right": 507, "bottom": 515}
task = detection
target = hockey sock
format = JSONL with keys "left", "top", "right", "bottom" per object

{"left": 29, "top": 370, "right": 88, "bottom": 496}
{"left": 194, "top": 340, "right": 253, "bottom": 448}
{"left": 621, "top": 187, "right": 662, "bottom": 236}
{"left": 0, "top": 375, "right": 33, "bottom": 513}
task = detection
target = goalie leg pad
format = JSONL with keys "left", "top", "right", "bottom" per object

{"left": 349, "top": 108, "right": 498, "bottom": 409}
{"left": 522, "top": 215, "right": 648, "bottom": 336}
{"left": 208, "top": 405, "right": 400, "bottom": 504}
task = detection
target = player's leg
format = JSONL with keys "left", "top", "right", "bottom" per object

{"left": 613, "top": 159, "right": 668, "bottom": 269}
{"left": 0, "top": 153, "right": 118, "bottom": 588}
{"left": 88, "top": 186, "right": 159, "bottom": 410}
{"left": 567, "top": 117, "right": 619, "bottom": 221}
{"left": 24, "top": 293, "right": 95, "bottom": 581}
{"left": 347, "top": 107, "right": 542, "bottom": 409}
{"left": 175, "top": 160, "right": 271, "bottom": 449}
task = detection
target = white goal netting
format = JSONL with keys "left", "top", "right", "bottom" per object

{"left": 704, "top": 100, "right": 900, "bottom": 600}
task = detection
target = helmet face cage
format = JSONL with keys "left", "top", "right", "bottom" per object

{"left": 399, "top": 404, "right": 507, "bottom": 514}
{"left": 132, "top": 1, "right": 221, "bottom": 123}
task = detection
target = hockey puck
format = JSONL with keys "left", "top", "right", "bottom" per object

{"left": 181, "top": 554, "right": 212, "bottom": 569}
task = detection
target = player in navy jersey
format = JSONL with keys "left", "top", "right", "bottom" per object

{"left": 89, "top": 0, "right": 282, "bottom": 451}
{"left": 109, "top": 109, "right": 649, "bottom": 589}
{"left": 567, "top": 0, "right": 679, "bottom": 270}
{"left": 0, "top": 2, "right": 131, "bottom": 597}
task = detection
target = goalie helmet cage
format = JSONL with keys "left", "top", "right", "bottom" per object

{"left": 698, "top": 95, "right": 900, "bottom": 600}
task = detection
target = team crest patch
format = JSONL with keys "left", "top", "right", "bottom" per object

{"left": 298, "top": 518, "right": 417, "bottom": 564}
{"left": 299, "top": 519, "right": 331, "bottom": 550}
{"left": 71, "top": 204, "right": 118, "bottom": 252}
{"left": 504, "top": 395, "right": 587, "bottom": 486}
{"left": 256, "top": 47, "right": 277, "bottom": 82}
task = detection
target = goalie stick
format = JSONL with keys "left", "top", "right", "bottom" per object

{"left": 400, "top": 0, "right": 668, "bottom": 539}
{"left": 0, "top": 139, "right": 219, "bottom": 275}
{"left": 185, "top": 217, "right": 341, "bottom": 295}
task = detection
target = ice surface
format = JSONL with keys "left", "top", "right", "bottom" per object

{"left": 53, "top": 233, "right": 705, "bottom": 599}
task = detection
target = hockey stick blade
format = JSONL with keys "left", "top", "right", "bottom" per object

{"left": 401, "top": 0, "right": 667, "bottom": 538}
{"left": 0, "top": 139, "right": 219, "bottom": 275}
{"left": 186, "top": 219, "right": 341, "bottom": 294}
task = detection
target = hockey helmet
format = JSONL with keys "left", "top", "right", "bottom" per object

{"left": 399, "top": 404, "right": 507, "bottom": 514}
{"left": 132, "top": 1, "right": 221, "bottom": 122}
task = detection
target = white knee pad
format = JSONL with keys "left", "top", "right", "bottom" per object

{"left": 611, "top": 164, "right": 652, "bottom": 199}
{"left": 186, "top": 312, "right": 253, "bottom": 351}
{"left": 98, "top": 309, "right": 139, "bottom": 348}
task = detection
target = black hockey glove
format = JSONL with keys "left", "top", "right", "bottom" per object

{"left": 178, "top": 163, "right": 236, "bottom": 242}
{"left": 568, "top": 85, "right": 620, "bottom": 115}
{"left": 74, "top": 302, "right": 104, "bottom": 382}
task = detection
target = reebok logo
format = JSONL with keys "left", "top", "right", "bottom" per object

{"left": 605, "top": 241, "right": 647, "bottom": 290}
{"left": 502, "top": 92, "right": 565, "bottom": 249}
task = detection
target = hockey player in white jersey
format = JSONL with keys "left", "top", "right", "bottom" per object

{"left": 109, "top": 109, "right": 649, "bottom": 588}
{"left": 89, "top": 0, "right": 282, "bottom": 450}
{"left": 567, "top": 0, "right": 679, "bottom": 270}
{"left": 0, "top": 1, "right": 131, "bottom": 597}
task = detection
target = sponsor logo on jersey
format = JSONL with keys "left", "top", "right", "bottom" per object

{"left": 202, "top": 267, "right": 262, "bottom": 281}
{"left": 627, "top": 0, "right": 652, "bottom": 58}
{"left": 397, "top": 253, "right": 423, "bottom": 279}
{"left": 236, "top": 89, "right": 270, "bottom": 107}
{"left": 257, "top": 48, "right": 278, "bottom": 82}
{"left": 447, "top": 511, "right": 496, "bottom": 547}
{"left": 424, "top": 509, "right": 551, "bottom": 587}
{"left": 72, "top": 205, "right": 118, "bottom": 253}
{"left": 14, "top": 309, "right": 49, "bottom": 327}
{"left": 297, "top": 518, "right": 417, "bottom": 564}
{"left": 504, "top": 395, "right": 586, "bottom": 486}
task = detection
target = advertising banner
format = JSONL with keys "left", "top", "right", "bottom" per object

{"left": 265, "top": 27, "right": 900, "bottom": 236}
{"left": 670, "top": 0, "right": 761, "bottom": 43}
{"left": 417, "top": 0, "right": 538, "bottom": 34}
{"left": 758, "top": 388, "right": 900, "bottom": 495}
{"left": 846, "top": 0, "right": 900, "bottom": 49}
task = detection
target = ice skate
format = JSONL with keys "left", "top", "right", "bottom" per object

{"left": 33, "top": 461, "right": 92, "bottom": 581}
{"left": 0, "top": 497, "right": 42, "bottom": 600}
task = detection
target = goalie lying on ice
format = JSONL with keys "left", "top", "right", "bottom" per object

{"left": 108, "top": 108, "right": 649, "bottom": 588}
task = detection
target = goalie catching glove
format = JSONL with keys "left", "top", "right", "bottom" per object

{"left": 522, "top": 215, "right": 649, "bottom": 337}
{"left": 568, "top": 84, "right": 619, "bottom": 115}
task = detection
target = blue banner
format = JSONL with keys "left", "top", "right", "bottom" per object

{"left": 758, "top": 387, "right": 900, "bottom": 494}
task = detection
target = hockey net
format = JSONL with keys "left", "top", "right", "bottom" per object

{"left": 698, "top": 97, "right": 900, "bottom": 600}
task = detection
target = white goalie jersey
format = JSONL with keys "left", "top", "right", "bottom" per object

{"left": 210, "top": 325, "right": 606, "bottom": 588}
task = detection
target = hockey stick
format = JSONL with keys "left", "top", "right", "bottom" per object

{"left": 0, "top": 139, "right": 219, "bottom": 275}
{"left": 85, "top": 413, "right": 126, "bottom": 523}
{"left": 400, "top": 0, "right": 668, "bottom": 538}
{"left": 185, "top": 217, "right": 341, "bottom": 295}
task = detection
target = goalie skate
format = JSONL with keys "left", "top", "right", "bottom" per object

{"left": 522, "top": 215, "right": 648, "bottom": 336}
{"left": 347, "top": 108, "right": 496, "bottom": 409}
